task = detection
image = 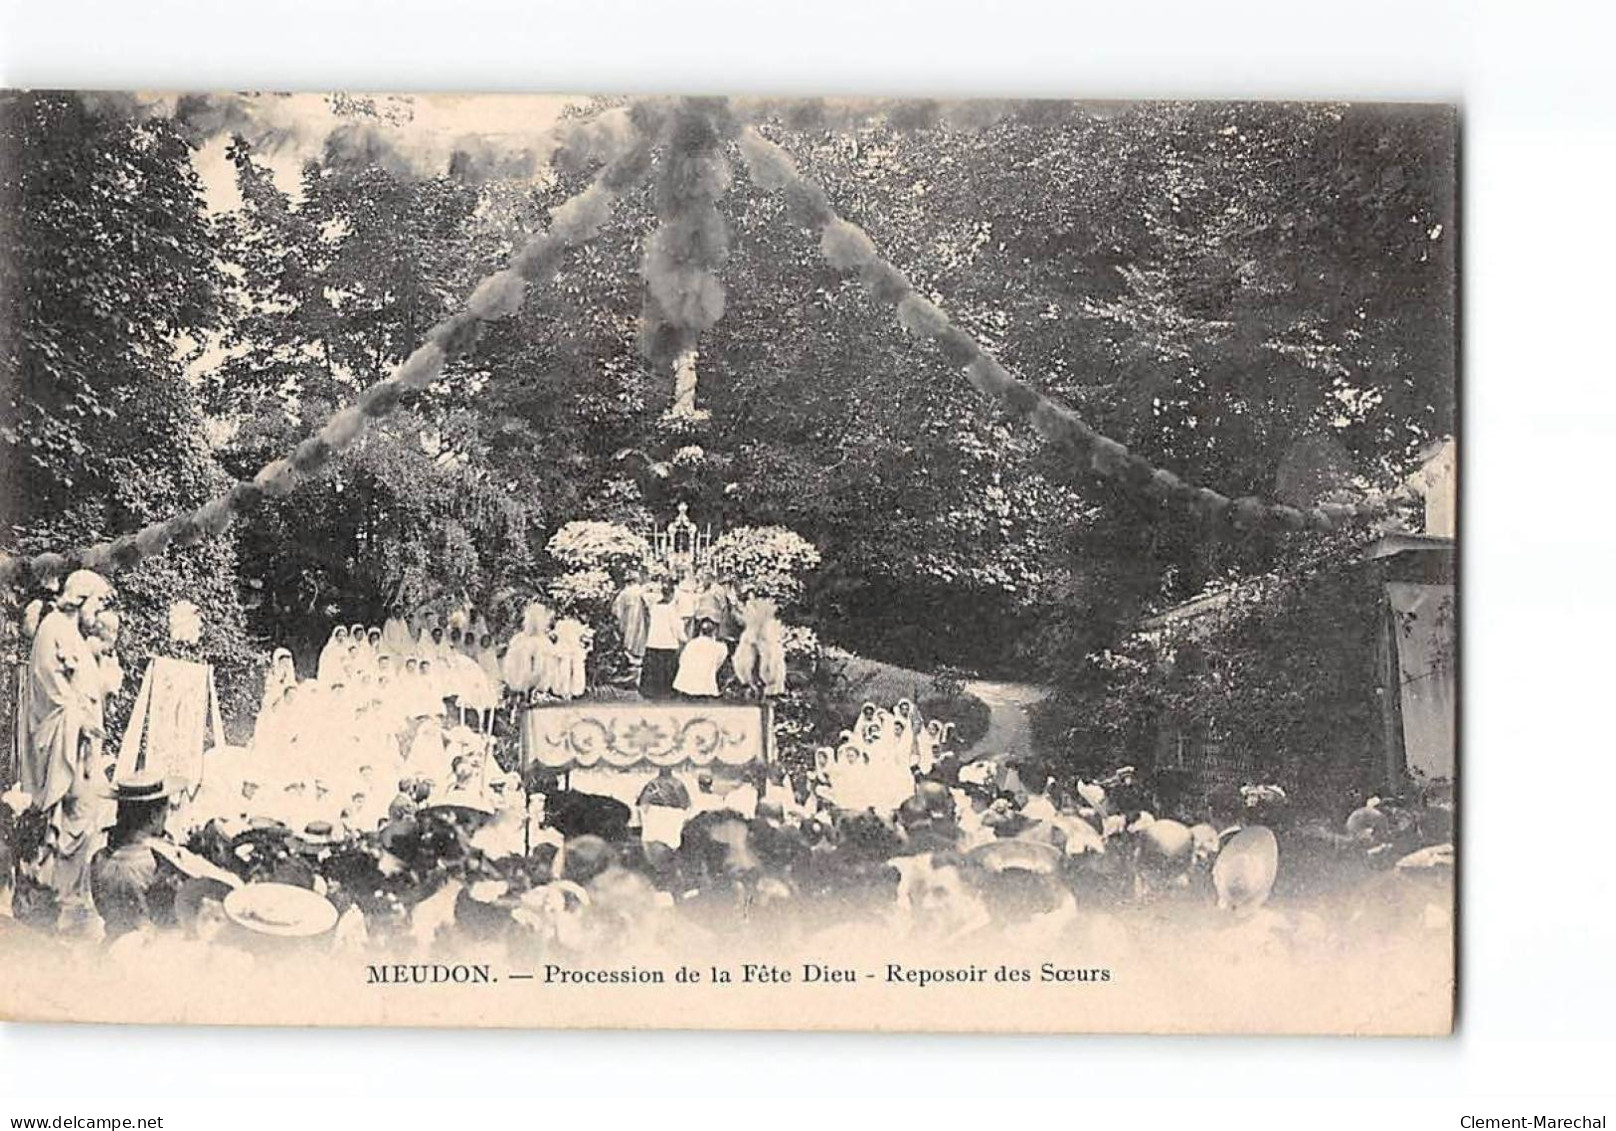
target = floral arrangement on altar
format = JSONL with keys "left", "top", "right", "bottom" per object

{"left": 708, "top": 525, "right": 821, "bottom": 605}
{"left": 546, "top": 520, "right": 652, "bottom": 577}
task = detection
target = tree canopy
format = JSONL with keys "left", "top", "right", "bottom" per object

{"left": 1, "top": 92, "right": 258, "bottom": 735}
{"left": 1, "top": 92, "right": 1455, "bottom": 718}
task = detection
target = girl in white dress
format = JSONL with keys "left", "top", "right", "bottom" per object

{"left": 317, "top": 626, "right": 350, "bottom": 684}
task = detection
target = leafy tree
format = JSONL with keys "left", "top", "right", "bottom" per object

{"left": 209, "top": 121, "right": 543, "bottom": 662}
{"left": 2, "top": 95, "right": 1454, "bottom": 738}
{"left": 0, "top": 92, "right": 257, "bottom": 740}
{"left": 1028, "top": 523, "right": 1419, "bottom": 818}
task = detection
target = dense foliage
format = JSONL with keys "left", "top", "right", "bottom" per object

{"left": 1029, "top": 523, "right": 1401, "bottom": 815}
{"left": 0, "top": 93, "right": 258, "bottom": 744}
{"left": 1, "top": 93, "right": 1455, "bottom": 751}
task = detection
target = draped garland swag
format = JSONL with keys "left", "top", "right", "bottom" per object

{"left": 2, "top": 96, "right": 1390, "bottom": 591}
{"left": 0, "top": 102, "right": 665, "bottom": 589}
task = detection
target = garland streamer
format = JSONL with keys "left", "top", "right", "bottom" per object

{"left": 0, "top": 111, "right": 662, "bottom": 591}
{"left": 638, "top": 99, "right": 734, "bottom": 370}
{"left": 733, "top": 97, "right": 1026, "bottom": 136}
{"left": 7, "top": 95, "right": 1395, "bottom": 595}
{"left": 735, "top": 125, "right": 1383, "bottom": 536}
{"left": 84, "top": 92, "right": 652, "bottom": 189}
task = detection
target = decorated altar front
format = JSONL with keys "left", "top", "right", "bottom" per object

{"left": 522, "top": 699, "right": 774, "bottom": 804}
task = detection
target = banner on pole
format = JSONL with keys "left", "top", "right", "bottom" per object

{"left": 115, "top": 655, "right": 223, "bottom": 790}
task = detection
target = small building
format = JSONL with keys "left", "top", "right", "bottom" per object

{"left": 1138, "top": 440, "right": 1455, "bottom": 809}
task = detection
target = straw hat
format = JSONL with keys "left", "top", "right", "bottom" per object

{"left": 223, "top": 883, "right": 339, "bottom": 938}
{"left": 293, "top": 820, "right": 343, "bottom": 849}
{"left": 1212, "top": 826, "right": 1280, "bottom": 912}
{"left": 966, "top": 838, "right": 1062, "bottom": 876}
{"left": 99, "top": 774, "right": 182, "bottom": 804}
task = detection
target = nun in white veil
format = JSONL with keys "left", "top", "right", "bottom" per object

{"left": 259, "top": 648, "right": 298, "bottom": 719}
{"left": 317, "top": 626, "right": 351, "bottom": 684}
{"left": 382, "top": 610, "right": 414, "bottom": 659}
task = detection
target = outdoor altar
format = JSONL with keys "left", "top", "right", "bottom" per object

{"left": 523, "top": 698, "right": 774, "bottom": 805}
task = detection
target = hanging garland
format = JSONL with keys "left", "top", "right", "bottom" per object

{"left": 86, "top": 91, "right": 654, "bottom": 189}
{"left": 638, "top": 98, "right": 734, "bottom": 373}
{"left": 5, "top": 95, "right": 1397, "bottom": 596}
{"left": 734, "top": 124, "right": 1384, "bottom": 536}
{"left": 0, "top": 105, "right": 664, "bottom": 592}
{"left": 732, "top": 97, "right": 1024, "bottom": 136}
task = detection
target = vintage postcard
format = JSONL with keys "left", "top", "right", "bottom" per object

{"left": 0, "top": 91, "right": 1456, "bottom": 1032}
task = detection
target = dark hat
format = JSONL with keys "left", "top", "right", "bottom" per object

{"left": 545, "top": 791, "right": 632, "bottom": 840}
{"left": 837, "top": 810, "right": 902, "bottom": 861}
{"left": 418, "top": 800, "right": 495, "bottom": 829}
{"left": 895, "top": 795, "right": 932, "bottom": 829}
{"left": 320, "top": 844, "right": 388, "bottom": 892}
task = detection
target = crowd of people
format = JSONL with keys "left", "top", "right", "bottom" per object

{"left": 4, "top": 691, "right": 1453, "bottom": 971}
{"left": 307, "top": 613, "right": 505, "bottom": 724}
{"left": 1, "top": 570, "right": 1453, "bottom": 974}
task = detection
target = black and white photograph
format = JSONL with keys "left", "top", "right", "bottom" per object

{"left": 0, "top": 90, "right": 1461, "bottom": 1033}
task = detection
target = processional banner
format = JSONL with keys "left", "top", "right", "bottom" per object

{"left": 114, "top": 656, "right": 224, "bottom": 790}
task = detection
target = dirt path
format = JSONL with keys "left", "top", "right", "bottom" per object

{"left": 961, "top": 679, "right": 1050, "bottom": 760}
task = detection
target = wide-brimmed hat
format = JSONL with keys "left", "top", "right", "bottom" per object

{"left": 1212, "top": 825, "right": 1280, "bottom": 912}
{"left": 99, "top": 775, "right": 181, "bottom": 804}
{"left": 223, "top": 883, "right": 339, "bottom": 938}
{"left": 966, "top": 838, "right": 1061, "bottom": 876}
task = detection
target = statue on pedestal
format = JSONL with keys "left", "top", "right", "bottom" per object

{"left": 18, "top": 570, "right": 113, "bottom": 930}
